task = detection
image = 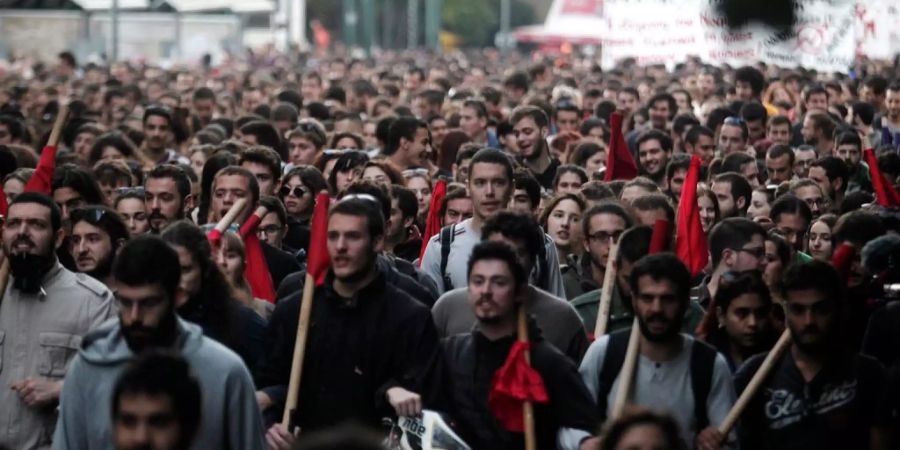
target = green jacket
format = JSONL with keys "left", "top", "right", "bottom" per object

{"left": 570, "top": 284, "right": 706, "bottom": 337}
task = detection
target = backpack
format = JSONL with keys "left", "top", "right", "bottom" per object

{"left": 595, "top": 329, "right": 717, "bottom": 430}
{"left": 438, "top": 224, "right": 551, "bottom": 292}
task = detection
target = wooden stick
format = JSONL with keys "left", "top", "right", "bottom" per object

{"left": 611, "top": 318, "right": 640, "bottom": 420}
{"left": 0, "top": 258, "right": 10, "bottom": 301}
{"left": 593, "top": 240, "right": 620, "bottom": 337}
{"left": 213, "top": 198, "right": 248, "bottom": 233}
{"left": 47, "top": 103, "right": 69, "bottom": 147}
{"left": 718, "top": 329, "right": 792, "bottom": 437}
{"left": 282, "top": 272, "right": 317, "bottom": 427}
{"left": 517, "top": 304, "right": 537, "bottom": 450}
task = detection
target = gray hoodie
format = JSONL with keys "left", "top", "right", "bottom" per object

{"left": 52, "top": 317, "right": 265, "bottom": 450}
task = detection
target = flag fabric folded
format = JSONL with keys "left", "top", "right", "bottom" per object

{"left": 487, "top": 341, "right": 549, "bottom": 433}
{"left": 863, "top": 149, "right": 900, "bottom": 207}
{"left": 239, "top": 212, "right": 276, "bottom": 303}
{"left": 0, "top": 183, "right": 8, "bottom": 217}
{"left": 675, "top": 155, "right": 709, "bottom": 277}
{"left": 649, "top": 220, "right": 671, "bottom": 254}
{"left": 830, "top": 243, "right": 855, "bottom": 283}
{"left": 603, "top": 112, "right": 639, "bottom": 181}
{"left": 206, "top": 229, "right": 223, "bottom": 249}
{"left": 24, "top": 145, "right": 58, "bottom": 195}
{"left": 419, "top": 179, "right": 447, "bottom": 265}
{"left": 307, "top": 192, "right": 332, "bottom": 286}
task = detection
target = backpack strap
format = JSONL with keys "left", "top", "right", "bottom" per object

{"left": 439, "top": 224, "right": 456, "bottom": 291}
{"left": 595, "top": 329, "right": 631, "bottom": 422}
{"left": 690, "top": 338, "right": 718, "bottom": 431}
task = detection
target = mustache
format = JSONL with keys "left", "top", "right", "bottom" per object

{"left": 148, "top": 210, "right": 167, "bottom": 221}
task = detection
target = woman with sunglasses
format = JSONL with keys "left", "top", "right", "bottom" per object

{"left": 279, "top": 166, "right": 328, "bottom": 249}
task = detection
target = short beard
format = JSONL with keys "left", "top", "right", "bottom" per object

{"left": 637, "top": 314, "right": 681, "bottom": 343}
{"left": 121, "top": 306, "right": 179, "bottom": 354}
{"left": 521, "top": 141, "right": 546, "bottom": 162}
{"left": 86, "top": 252, "right": 115, "bottom": 282}
{"left": 334, "top": 255, "right": 377, "bottom": 285}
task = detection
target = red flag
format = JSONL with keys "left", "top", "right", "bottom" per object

{"left": 603, "top": 112, "right": 638, "bottom": 181}
{"left": 830, "top": 243, "right": 855, "bottom": 283}
{"left": 24, "top": 145, "right": 57, "bottom": 195}
{"left": 863, "top": 149, "right": 900, "bottom": 207}
{"left": 675, "top": 155, "right": 709, "bottom": 277}
{"left": 487, "top": 341, "right": 549, "bottom": 432}
{"left": 419, "top": 179, "right": 447, "bottom": 265}
{"left": 0, "top": 182, "right": 8, "bottom": 217}
{"left": 239, "top": 213, "right": 276, "bottom": 303}
{"left": 307, "top": 192, "right": 331, "bottom": 286}
{"left": 649, "top": 219, "right": 671, "bottom": 254}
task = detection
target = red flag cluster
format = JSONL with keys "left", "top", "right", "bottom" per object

{"left": 487, "top": 341, "right": 549, "bottom": 432}
{"left": 675, "top": 155, "right": 709, "bottom": 277}
{"left": 604, "top": 112, "right": 638, "bottom": 181}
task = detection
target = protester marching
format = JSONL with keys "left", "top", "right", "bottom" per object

{"left": 1, "top": 4, "right": 900, "bottom": 450}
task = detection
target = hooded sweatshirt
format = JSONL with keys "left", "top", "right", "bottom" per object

{"left": 52, "top": 317, "right": 265, "bottom": 450}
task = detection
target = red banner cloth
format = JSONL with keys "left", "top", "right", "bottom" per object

{"left": 488, "top": 341, "right": 549, "bottom": 433}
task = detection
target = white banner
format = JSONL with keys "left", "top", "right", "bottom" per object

{"left": 856, "top": 1, "right": 900, "bottom": 60}
{"left": 599, "top": 0, "right": 860, "bottom": 73}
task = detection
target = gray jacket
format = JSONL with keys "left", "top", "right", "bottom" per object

{"left": 0, "top": 262, "right": 114, "bottom": 450}
{"left": 52, "top": 317, "right": 265, "bottom": 450}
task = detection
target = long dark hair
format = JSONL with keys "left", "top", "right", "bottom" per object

{"left": 160, "top": 220, "right": 237, "bottom": 349}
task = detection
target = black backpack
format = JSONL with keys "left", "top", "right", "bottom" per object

{"left": 438, "top": 223, "right": 550, "bottom": 291}
{"left": 595, "top": 329, "right": 718, "bottom": 430}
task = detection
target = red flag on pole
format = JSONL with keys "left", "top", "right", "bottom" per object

{"left": 419, "top": 179, "right": 447, "bottom": 265}
{"left": 863, "top": 149, "right": 900, "bottom": 207}
{"left": 0, "top": 183, "right": 8, "bottom": 217}
{"left": 24, "top": 145, "right": 58, "bottom": 195}
{"left": 603, "top": 112, "right": 639, "bottom": 181}
{"left": 675, "top": 155, "right": 709, "bottom": 277}
{"left": 487, "top": 341, "right": 549, "bottom": 432}
{"left": 307, "top": 192, "right": 332, "bottom": 286}
{"left": 239, "top": 213, "right": 276, "bottom": 303}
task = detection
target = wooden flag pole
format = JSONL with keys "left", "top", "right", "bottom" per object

{"left": 593, "top": 240, "right": 620, "bottom": 337}
{"left": 213, "top": 198, "right": 248, "bottom": 234}
{"left": 282, "top": 271, "right": 317, "bottom": 427}
{"left": 517, "top": 304, "right": 537, "bottom": 450}
{"left": 47, "top": 103, "right": 69, "bottom": 148}
{"left": 718, "top": 329, "right": 792, "bottom": 438}
{"left": 611, "top": 318, "right": 641, "bottom": 420}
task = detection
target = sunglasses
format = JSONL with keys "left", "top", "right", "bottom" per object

{"left": 115, "top": 186, "right": 145, "bottom": 196}
{"left": 70, "top": 206, "right": 108, "bottom": 224}
{"left": 279, "top": 185, "right": 308, "bottom": 198}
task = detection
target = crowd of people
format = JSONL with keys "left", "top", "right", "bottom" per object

{"left": 0, "top": 47, "right": 898, "bottom": 450}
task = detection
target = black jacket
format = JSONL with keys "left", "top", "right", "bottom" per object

{"left": 261, "top": 241, "right": 301, "bottom": 289}
{"left": 441, "top": 320, "right": 599, "bottom": 449}
{"left": 275, "top": 255, "right": 437, "bottom": 307}
{"left": 255, "top": 268, "right": 446, "bottom": 432}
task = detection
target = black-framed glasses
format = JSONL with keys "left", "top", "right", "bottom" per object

{"left": 733, "top": 245, "right": 765, "bottom": 259}
{"left": 257, "top": 224, "right": 285, "bottom": 236}
{"left": 279, "top": 185, "right": 308, "bottom": 198}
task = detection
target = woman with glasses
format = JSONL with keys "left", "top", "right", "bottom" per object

{"left": 403, "top": 169, "right": 432, "bottom": 229}
{"left": 539, "top": 193, "right": 586, "bottom": 275}
{"left": 806, "top": 213, "right": 837, "bottom": 261}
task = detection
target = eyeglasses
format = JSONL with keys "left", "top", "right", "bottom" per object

{"left": 733, "top": 245, "right": 765, "bottom": 259}
{"left": 257, "top": 224, "right": 284, "bottom": 236}
{"left": 70, "top": 206, "right": 108, "bottom": 224}
{"left": 115, "top": 186, "right": 145, "bottom": 196}
{"left": 279, "top": 185, "right": 308, "bottom": 198}
{"left": 588, "top": 230, "right": 624, "bottom": 243}
{"left": 402, "top": 168, "right": 430, "bottom": 178}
